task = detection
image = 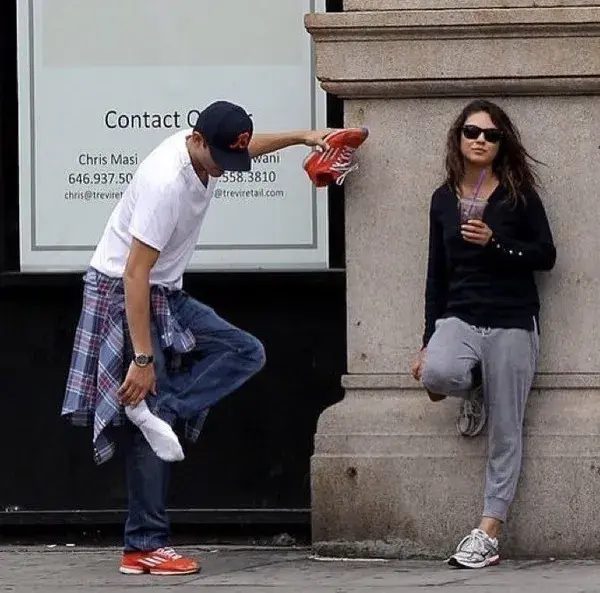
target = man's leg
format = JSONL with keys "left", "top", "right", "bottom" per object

{"left": 120, "top": 329, "right": 200, "bottom": 576}
{"left": 123, "top": 417, "right": 171, "bottom": 554}
{"left": 121, "top": 426, "right": 198, "bottom": 575}
{"left": 122, "top": 328, "right": 171, "bottom": 554}
{"left": 156, "top": 293, "right": 266, "bottom": 422}
{"left": 421, "top": 317, "right": 481, "bottom": 398}
{"left": 447, "top": 325, "right": 538, "bottom": 570}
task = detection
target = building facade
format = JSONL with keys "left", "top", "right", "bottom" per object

{"left": 0, "top": 0, "right": 345, "bottom": 532}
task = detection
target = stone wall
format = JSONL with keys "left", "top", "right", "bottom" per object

{"left": 306, "top": 3, "right": 600, "bottom": 558}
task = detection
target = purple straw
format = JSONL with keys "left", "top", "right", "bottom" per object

{"left": 473, "top": 169, "right": 486, "bottom": 199}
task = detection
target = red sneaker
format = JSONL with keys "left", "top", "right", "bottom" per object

{"left": 303, "top": 127, "right": 369, "bottom": 187}
{"left": 119, "top": 547, "right": 201, "bottom": 575}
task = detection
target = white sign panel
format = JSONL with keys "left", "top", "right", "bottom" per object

{"left": 17, "top": 0, "right": 328, "bottom": 272}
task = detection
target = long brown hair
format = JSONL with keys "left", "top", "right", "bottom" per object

{"left": 445, "top": 100, "right": 542, "bottom": 206}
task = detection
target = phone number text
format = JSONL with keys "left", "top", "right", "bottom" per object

{"left": 220, "top": 170, "right": 278, "bottom": 184}
{"left": 67, "top": 172, "right": 134, "bottom": 185}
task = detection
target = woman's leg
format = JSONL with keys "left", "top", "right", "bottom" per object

{"left": 447, "top": 324, "right": 538, "bottom": 569}
{"left": 421, "top": 317, "right": 482, "bottom": 397}
{"left": 481, "top": 325, "right": 538, "bottom": 528}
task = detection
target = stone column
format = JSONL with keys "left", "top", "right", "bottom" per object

{"left": 306, "top": 1, "right": 600, "bottom": 558}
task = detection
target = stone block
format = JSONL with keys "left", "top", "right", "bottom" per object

{"left": 312, "top": 381, "right": 600, "bottom": 558}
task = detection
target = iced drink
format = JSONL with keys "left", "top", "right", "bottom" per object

{"left": 459, "top": 197, "right": 487, "bottom": 223}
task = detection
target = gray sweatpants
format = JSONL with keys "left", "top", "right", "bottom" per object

{"left": 421, "top": 316, "right": 539, "bottom": 522}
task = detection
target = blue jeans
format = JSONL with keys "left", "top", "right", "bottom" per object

{"left": 123, "top": 292, "right": 266, "bottom": 552}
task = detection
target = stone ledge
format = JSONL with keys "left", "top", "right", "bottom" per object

{"left": 306, "top": 9, "right": 600, "bottom": 94}
{"left": 343, "top": 1, "right": 600, "bottom": 11}
{"left": 342, "top": 373, "right": 600, "bottom": 390}
{"left": 321, "top": 77, "right": 600, "bottom": 99}
{"left": 305, "top": 8, "right": 600, "bottom": 41}
{"left": 314, "top": 435, "right": 600, "bottom": 456}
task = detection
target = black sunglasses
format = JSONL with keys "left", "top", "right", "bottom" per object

{"left": 462, "top": 124, "right": 503, "bottom": 144}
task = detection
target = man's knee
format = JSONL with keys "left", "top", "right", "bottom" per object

{"left": 421, "top": 357, "right": 470, "bottom": 396}
{"left": 238, "top": 331, "right": 266, "bottom": 373}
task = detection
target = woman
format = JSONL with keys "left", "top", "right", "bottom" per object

{"left": 411, "top": 100, "right": 556, "bottom": 569}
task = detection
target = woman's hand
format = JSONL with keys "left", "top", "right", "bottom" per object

{"left": 461, "top": 219, "right": 493, "bottom": 246}
{"left": 411, "top": 349, "right": 426, "bottom": 381}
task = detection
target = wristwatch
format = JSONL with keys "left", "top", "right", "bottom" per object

{"left": 133, "top": 353, "right": 154, "bottom": 368}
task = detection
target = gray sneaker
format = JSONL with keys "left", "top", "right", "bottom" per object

{"left": 447, "top": 528, "right": 500, "bottom": 569}
{"left": 456, "top": 383, "right": 486, "bottom": 437}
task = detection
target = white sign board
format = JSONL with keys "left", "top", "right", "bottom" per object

{"left": 17, "top": 0, "right": 328, "bottom": 272}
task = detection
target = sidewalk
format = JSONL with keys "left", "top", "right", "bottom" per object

{"left": 1, "top": 546, "right": 599, "bottom": 592}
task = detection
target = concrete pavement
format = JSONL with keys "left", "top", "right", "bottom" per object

{"left": 1, "top": 547, "right": 600, "bottom": 592}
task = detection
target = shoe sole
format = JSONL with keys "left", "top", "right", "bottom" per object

{"left": 150, "top": 568, "right": 201, "bottom": 575}
{"left": 325, "top": 127, "right": 369, "bottom": 148}
{"left": 426, "top": 390, "right": 447, "bottom": 403}
{"left": 457, "top": 421, "right": 487, "bottom": 437}
{"left": 119, "top": 566, "right": 146, "bottom": 575}
{"left": 119, "top": 566, "right": 201, "bottom": 576}
{"left": 447, "top": 555, "right": 500, "bottom": 569}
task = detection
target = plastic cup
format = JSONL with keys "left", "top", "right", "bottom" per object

{"left": 459, "top": 197, "right": 487, "bottom": 224}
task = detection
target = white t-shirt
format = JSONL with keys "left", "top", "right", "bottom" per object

{"left": 90, "top": 129, "right": 216, "bottom": 290}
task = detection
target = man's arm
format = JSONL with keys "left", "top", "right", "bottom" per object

{"left": 118, "top": 238, "right": 160, "bottom": 405}
{"left": 124, "top": 238, "right": 159, "bottom": 357}
{"left": 248, "top": 130, "right": 331, "bottom": 159}
{"left": 116, "top": 177, "right": 179, "bottom": 406}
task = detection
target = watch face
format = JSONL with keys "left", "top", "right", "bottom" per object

{"left": 135, "top": 355, "right": 150, "bottom": 365}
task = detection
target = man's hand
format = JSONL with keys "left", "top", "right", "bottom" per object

{"left": 461, "top": 219, "right": 493, "bottom": 246}
{"left": 301, "top": 129, "right": 333, "bottom": 151}
{"left": 249, "top": 129, "right": 334, "bottom": 158}
{"left": 122, "top": 237, "right": 160, "bottom": 407}
{"left": 118, "top": 361, "right": 157, "bottom": 407}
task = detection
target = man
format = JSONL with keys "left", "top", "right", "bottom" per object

{"left": 62, "top": 100, "right": 333, "bottom": 575}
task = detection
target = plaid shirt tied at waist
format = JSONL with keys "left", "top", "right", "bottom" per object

{"left": 62, "top": 268, "right": 206, "bottom": 465}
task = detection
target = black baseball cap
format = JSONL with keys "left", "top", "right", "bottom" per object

{"left": 193, "top": 101, "right": 253, "bottom": 172}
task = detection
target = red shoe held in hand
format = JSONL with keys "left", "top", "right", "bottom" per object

{"left": 303, "top": 127, "right": 369, "bottom": 187}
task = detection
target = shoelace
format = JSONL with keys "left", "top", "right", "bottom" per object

{"left": 461, "top": 389, "right": 484, "bottom": 426}
{"left": 457, "top": 530, "right": 488, "bottom": 556}
{"left": 155, "top": 547, "right": 182, "bottom": 560}
{"left": 328, "top": 146, "right": 359, "bottom": 185}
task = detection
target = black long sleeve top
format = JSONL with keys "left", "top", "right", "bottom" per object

{"left": 422, "top": 183, "right": 556, "bottom": 347}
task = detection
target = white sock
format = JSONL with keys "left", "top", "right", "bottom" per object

{"left": 125, "top": 401, "right": 184, "bottom": 462}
